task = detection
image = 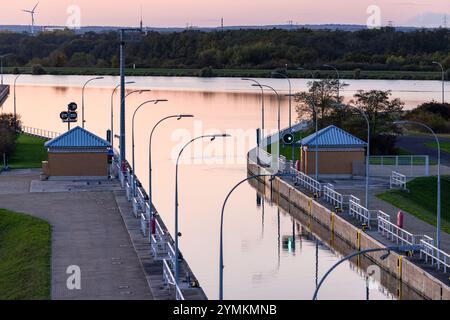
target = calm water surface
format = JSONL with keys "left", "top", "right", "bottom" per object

{"left": 1, "top": 75, "right": 431, "bottom": 300}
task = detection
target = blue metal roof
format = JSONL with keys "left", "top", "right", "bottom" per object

{"left": 300, "top": 125, "right": 366, "bottom": 148}
{"left": 45, "top": 126, "right": 111, "bottom": 148}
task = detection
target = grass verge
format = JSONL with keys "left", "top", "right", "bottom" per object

{"left": 425, "top": 141, "right": 450, "bottom": 155}
{"left": 0, "top": 209, "right": 51, "bottom": 299}
{"left": 377, "top": 176, "right": 450, "bottom": 234}
{"left": 9, "top": 134, "right": 48, "bottom": 169}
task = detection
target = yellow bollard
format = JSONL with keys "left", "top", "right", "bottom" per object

{"left": 357, "top": 230, "right": 361, "bottom": 251}
{"left": 398, "top": 256, "right": 403, "bottom": 280}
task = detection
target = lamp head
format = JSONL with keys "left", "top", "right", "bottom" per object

{"left": 380, "top": 251, "right": 391, "bottom": 261}
{"left": 177, "top": 114, "right": 194, "bottom": 120}
{"left": 153, "top": 99, "right": 168, "bottom": 104}
{"left": 126, "top": 81, "right": 136, "bottom": 85}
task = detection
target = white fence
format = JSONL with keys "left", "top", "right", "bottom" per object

{"left": 420, "top": 237, "right": 450, "bottom": 273}
{"left": 290, "top": 167, "right": 322, "bottom": 196}
{"left": 349, "top": 198, "right": 374, "bottom": 228}
{"left": 390, "top": 171, "right": 407, "bottom": 190}
{"left": 21, "top": 125, "right": 61, "bottom": 140}
{"left": 323, "top": 184, "right": 346, "bottom": 211}
{"left": 369, "top": 155, "right": 430, "bottom": 178}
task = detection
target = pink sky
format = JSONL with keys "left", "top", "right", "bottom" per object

{"left": 1, "top": 0, "right": 450, "bottom": 27}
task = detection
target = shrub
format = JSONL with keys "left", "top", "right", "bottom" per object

{"left": 31, "top": 64, "right": 47, "bottom": 75}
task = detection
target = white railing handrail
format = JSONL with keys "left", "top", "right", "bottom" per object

{"left": 349, "top": 198, "right": 372, "bottom": 227}
{"left": 21, "top": 125, "right": 61, "bottom": 139}
{"left": 290, "top": 167, "right": 322, "bottom": 195}
{"left": 419, "top": 239, "right": 449, "bottom": 273}
{"left": 323, "top": 184, "right": 345, "bottom": 210}
{"left": 377, "top": 215, "right": 416, "bottom": 246}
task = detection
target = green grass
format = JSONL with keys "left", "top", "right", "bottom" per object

{"left": 3, "top": 66, "right": 447, "bottom": 81}
{"left": 267, "top": 131, "right": 309, "bottom": 161}
{"left": 0, "top": 209, "right": 51, "bottom": 299}
{"left": 425, "top": 141, "right": 450, "bottom": 155}
{"left": 377, "top": 176, "right": 450, "bottom": 234}
{"left": 9, "top": 134, "right": 48, "bottom": 169}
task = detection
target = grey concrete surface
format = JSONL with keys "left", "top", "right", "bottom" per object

{"left": 0, "top": 170, "right": 153, "bottom": 300}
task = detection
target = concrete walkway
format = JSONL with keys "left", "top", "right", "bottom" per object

{"left": 325, "top": 177, "right": 450, "bottom": 253}
{"left": 0, "top": 169, "right": 153, "bottom": 300}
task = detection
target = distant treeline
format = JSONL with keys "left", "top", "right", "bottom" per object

{"left": 1, "top": 27, "right": 450, "bottom": 73}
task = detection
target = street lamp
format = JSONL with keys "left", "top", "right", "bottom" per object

{"left": 394, "top": 120, "right": 441, "bottom": 251}
{"left": 333, "top": 103, "right": 370, "bottom": 209}
{"left": 432, "top": 61, "right": 445, "bottom": 104}
{"left": 0, "top": 54, "right": 12, "bottom": 86}
{"left": 242, "top": 78, "right": 265, "bottom": 147}
{"left": 219, "top": 173, "right": 292, "bottom": 300}
{"left": 323, "top": 64, "right": 340, "bottom": 101}
{"left": 271, "top": 71, "right": 295, "bottom": 163}
{"left": 131, "top": 99, "right": 168, "bottom": 196}
{"left": 110, "top": 81, "right": 135, "bottom": 149}
{"left": 148, "top": 114, "right": 194, "bottom": 245}
{"left": 312, "top": 245, "right": 420, "bottom": 300}
{"left": 257, "top": 84, "right": 281, "bottom": 136}
{"left": 81, "top": 76, "right": 104, "bottom": 128}
{"left": 13, "top": 74, "right": 21, "bottom": 130}
{"left": 175, "top": 133, "right": 231, "bottom": 297}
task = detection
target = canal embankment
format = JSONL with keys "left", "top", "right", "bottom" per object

{"left": 247, "top": 151, "right": 450, "bottom": 300}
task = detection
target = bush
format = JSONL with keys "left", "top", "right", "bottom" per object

{"left": 405, "top": 101, "right": 450, "bottom": 133}
{"left": 198, "top": 66, "right": 215, "bottom": 77}
{"left": 31, "top": 64, "right": 47, "bottom": 75}
{"left": 0, "top": 113, "right": 21, "bottom": 158}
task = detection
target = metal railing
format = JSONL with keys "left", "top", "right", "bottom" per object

{"left": 390, "top": 171, "right": 407, "bottom": 190}
{"left": 21, "top": 125, "right": 61, "bottom": 139}
{"left": 323, "top": 184, "right": 348, "bottom": 211}
{"left": 290, "top": 167, "right": 322, "bottom": 196}
{"left": 349, "top": 198, "right": 373, "bottom": 228}
{"left": 377, "top": 215, "right": 418, "bottom": 246}
{"left": 151, "top": 217, "right": 170, "bottom": 259}
{"left": 420, "top": 237, "right": 449, "bottom": 273}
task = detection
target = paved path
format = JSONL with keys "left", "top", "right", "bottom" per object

{"left": 396, "top": 135, "right": 450, "bottom": 166}
{"left": 328, "top": 177, "right": 450, "bottom": 253}
{"left": 0, "top": 170, "right": 153, "bottom": 300}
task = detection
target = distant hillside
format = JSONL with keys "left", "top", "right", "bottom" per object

{"left": 0, "top": 23, "right": 423, "bottom": 34}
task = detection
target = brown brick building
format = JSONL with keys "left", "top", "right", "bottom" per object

{"left": 299, "top": 125, "right": 367, "bottom": 178}
{"left": 42, "top": 126, "right": 112, "bottom": 179}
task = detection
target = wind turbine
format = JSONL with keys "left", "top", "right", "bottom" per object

{"left": 22, "top": 2, "right": 39, "bottom": 35}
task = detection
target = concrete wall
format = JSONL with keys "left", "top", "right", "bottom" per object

{"left": 47, "top": 152, "right": 108, "bottom": 177}
{"left": 301, "top": 149, "right": 365, "bottom": 175}
{"left": 248, "top": 158, "right": 449, "bottom": 300}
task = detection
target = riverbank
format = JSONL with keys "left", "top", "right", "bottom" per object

{"left": 2, "top": 67, "right": 446, "bottom": 81}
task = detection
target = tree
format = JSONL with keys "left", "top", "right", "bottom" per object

{"left": 321, "top": 90, "right": 404, "bottom": 154}
{"left": 295, "top": 79, "right": 347, "bottom": 122}
{"left": 0, "top": 113, "right": 21, "bottom": 158}
{"left": 405, "top": 101, "right": 450, "bottom": 133}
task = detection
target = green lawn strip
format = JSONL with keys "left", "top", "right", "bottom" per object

{"left": 267, "top": 131, "right": 308, "bottom": 161}
{"left": 425, "top": 141, "right": 450, "bottom": 154}
{"left": 376, "top": 176, "right": 450, "bottom": 235}
{"left": 0, "top": 209, "right": 51, "bottom": 299}
{"left": 9, "top": 134, "right": 48, "bottom": 169}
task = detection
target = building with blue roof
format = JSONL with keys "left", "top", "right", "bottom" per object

{"left": 42, "top": 126, "right": 112, "bottom": 179}
{"left": 298, "top": 125, "right": 367, "bottom": 177}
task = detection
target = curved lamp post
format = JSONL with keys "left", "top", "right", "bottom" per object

{"left": 432, "top": 61, "right": 445, "bottom": 104}
{"left": 242, "top": 78, "right": 265, "bottom": 146}
{"left": 148, "top": 114, "right": 194, "bottom": 245}
{"left": 394, "top": 120, "right": 441, "bottom": 250}
{"left": 131, "top": 99, "right": 168, "bottom": 196}
{"left": 13, "top": 74, "right": 21, "bottom": 130}
{"left": 175, "top": 133, "right": 231, "bottom": 293}
{"left": 258, "top": 84, "right": 281, "bottom": 136}
{"left": 333, "top": 103, "right": 370, "bottom": 209}
{"left": 81, "top": 76, "right": 104, "bottom": 128}
{"left": 110, "top": 81, "right": 135, "bottom": 149}
{"left": 323, "top": 64, "right": 340, "bottom": 101}
{"left": 219, "top": 173, "right": 292, "bottom": 300}
{"left": 312, "top": 245, "right": 420, "bottom": 300}
{"left": 271, "top": 71, "right": 295, "bottom": 164}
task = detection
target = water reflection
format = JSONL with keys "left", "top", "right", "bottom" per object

{"left": 0, "top": 80, "right": 427, "bottom": 300}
